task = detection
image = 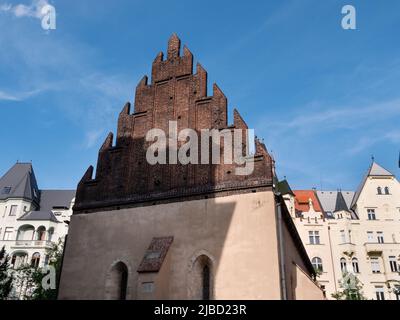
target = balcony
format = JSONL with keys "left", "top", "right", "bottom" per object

{"left": 339, "top": 242, "right": 357, "bottom": 255}
{"left": 11, "top": 240, "right": 53, "bottom": 249}
{"left": 364, "top": 242, "right": 398, "bottom": 254}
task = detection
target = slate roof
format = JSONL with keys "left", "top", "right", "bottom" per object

{"left": 0, "top": 163, "right": 40, "bottom": 204}
{"left": 351, "top": 162, "right": 394, "bottom": 210}
{"left": 0, "top": 163, "right": 75, "bottom": 223}
{"left": 40, "top": 190, "right": 75, "bottom": 211}
{"left": 277, "top": 179, "right": 295, "bottom": 196}
{"left": 18, "top": 210, "right": 59, "bottom": 223}
{"left": 317, "top": 191, "right": 354, "bottom": 213}
{"left": 335, "top": 191, "right": 349, "bottom": 212}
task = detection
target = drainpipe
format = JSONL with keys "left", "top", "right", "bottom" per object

{"left": 275, "top": 191, "right": 288, "bottom": 300}
{"left": 328, "top": 226, "right": 338, "bottom": 293}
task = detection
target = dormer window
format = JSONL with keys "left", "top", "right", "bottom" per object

{"left": 384, "top": 187, "right": 390, "bottom": 195}
{"left": 377, "top": 187, "right": 382, "bottom": 195}
{"left": 1, "top": 186, "right": 11, "bottom": 194}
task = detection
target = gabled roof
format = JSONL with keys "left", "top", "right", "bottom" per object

{"left": 277, "top": 179, "right": 295, "bottom": 196}
{"left": 334, "top": 191, "right": 349, "bottom": 212}
{"left": 293, "top": 190, "right": 323, "bottom": 213}
{"left": 369, "top": 162, "right": 393, "bottom": 176}
{"left": 18, "top": 210, "right": 60, "bottom": 223}
{"left": 351, "top": 161, "right": 394, "bottom": 210}
{"left": 0, "top": 163, "right": 40, "bottom": 204}
{"left": 316, "top": 190, "right": 355, "bottom": 218}
{"left": 40, "top": 190, "right": 75, "bottom": 211}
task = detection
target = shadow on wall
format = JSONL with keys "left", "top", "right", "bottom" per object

{"left": 59, "top": 133, "right": 249, "bottom": 300}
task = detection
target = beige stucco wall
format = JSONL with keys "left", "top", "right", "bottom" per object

{"left": 59, "top": 191, "right": 282, "bottom": 299}
{"left": 281, "top": 209, "right": 325, "bottom": 300}
{"left": 59, "top": 190, "right": 321, "bottom": 300}
{"left": 293, "top": 263, "right": 325, "bottom": 300}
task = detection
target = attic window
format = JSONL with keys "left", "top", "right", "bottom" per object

{"left": 2, "top": 186, "right": 11, "bottom": 194}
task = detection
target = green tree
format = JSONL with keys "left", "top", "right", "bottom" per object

{"left": 30, "top": 239, "right": 64, "bottom": 300}
{"left": 11, "top": 239, "right": 64, "bottom": 300}
{"left": 332, "top": 272, "right": 367, "bottom": 300}
{"left": 0, "top": 246, "right": 13, "bottom": 300}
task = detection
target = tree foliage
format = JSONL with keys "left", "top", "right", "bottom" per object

{"left": 0, "top": 246, "right": 13, "bottom": 300}
{"left": 332, "top": 272, "right": 367, "bottom": 300}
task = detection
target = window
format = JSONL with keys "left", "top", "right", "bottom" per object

{"left": 340, "top": 230, "right": 346, "bottom": 243}
{"left": 367, "top": 209, "right": 376, "bottom": 220}
{"left": 395, "top": 286, "right": 400, "bottom": 300}
{"left": 105, "top": 261, "right": 128, "bottom": 300}
{"left": 9, "top": 205, "right": 17, "bottom": 216}
{"left": 36, "top": 226, "right": 46, "bottom": 241}
{"left": 377, "top": 187, "right": 382, "bottom": 195}
{"left": 371, "top": 258, "right": 380, "bottom": 273}
{"left": 1, "top": 186, "right": 11, "bottom": 194}
{"left": 389, "top": 256, "right": 398, "bottom": 272}
{"left": 340, "top": 258, "right": 347, "bottom": 273}
{"left": 11, "top": 252, "right": 28, "bottom": 268}
{"left": 377, "top": 232, "right": 384, "bottom": 244}
{"left": 384, "top": 187, "right": 390, "bottom": 195}
{"left": 312, "top": 257, "right": 323, "bottom": 272}
{"left": 308, "top": 231, "right": 320, "bottom": 245}
{"left": 352, "top": 258, "right": 360, "bottom": 273}
{"left": 3, "top": 227, "right": 13, "bottom": 240}
{"left": 348, "top": 230, "right": 352, "bottom": 243}
{"left": 202, "top": 265, "right": 210, "bottom": 300}
{"left": 375, "top": 286, "right": 385, "bottom": 300}
{"left": 31, "top": 252, "right": 40, "bottom": 268}
{"left": 367, "top": 231, "right": 374, "bottom": 242}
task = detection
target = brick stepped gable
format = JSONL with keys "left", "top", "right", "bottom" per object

{"left": 74, "top": 34, "right": 273, "bottom": 213}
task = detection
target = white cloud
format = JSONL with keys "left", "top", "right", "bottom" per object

{"left": 0, "top": 90, "right": 19, "bottom": 101}
{"left": 0, "top": 0, "right": 50, "bottom": 19}
{"left": 84, "top": 129, "right": 105, "bottom": 149}
{"left": 0, "top": 88, "right": 44, "bottom": 101}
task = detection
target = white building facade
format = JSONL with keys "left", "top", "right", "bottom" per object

{"left": 0, "top": 163, "right": 75, "bottom": 297}
{"left": 282, "top": 161, "right": 400, "bottom": 300}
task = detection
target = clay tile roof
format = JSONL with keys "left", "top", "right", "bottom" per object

{"left": 294, "top": 190, "right": 323, "bottom": 213}
{"left": 137, "top": 236, "right": 174, "bottom": 273}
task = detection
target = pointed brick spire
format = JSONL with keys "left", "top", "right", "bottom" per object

{"left": 79, "top": 166, "right": 93, "bottom": 184}
{"left": 196, "top": 63, "right": 208, "bottom": 97}
{"left": 136, "top": 76, "right": 148, "bottom": 88}
{"left": 167, "top": 33, "right": 181, "bottom": 59}
{"left": 233, "top": 108, "right": 248, "bottom": 129}
{"left": 119, "top": 102, "right": 131, "bottom": 115}
{"left": 100, "top": 132, "right": 114, "bottom": 152}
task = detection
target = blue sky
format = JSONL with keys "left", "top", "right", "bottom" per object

{"left": 0, "top": 0, "right": 399, "bottom": 190}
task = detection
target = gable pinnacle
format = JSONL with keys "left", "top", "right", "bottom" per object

{"left": 167, "top": 33, "right": 181, "bottom": 59}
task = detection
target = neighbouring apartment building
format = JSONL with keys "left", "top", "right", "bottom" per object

{"left": 58, "top": 34, "right": 324, "bottom": 300}
{"left": 282, "top": 161, "right": 400, "bottom": 300}
{"left": 0, "top": 162, "right": 75, "bottom": 298}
